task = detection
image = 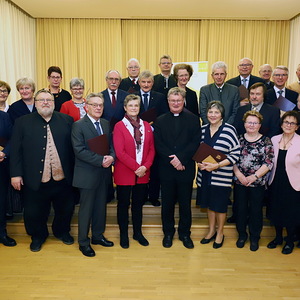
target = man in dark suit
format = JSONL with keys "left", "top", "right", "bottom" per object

{"left": 233, "top": 82, "right": 281, "bottom": 138}
{"left": 154, "top": 87, "right": 201, "bottom": 249}
{"left": 226, "top": 58, "right": 265, "bottom": 105}
{"left": 152, "top": 55, "right": 177, "bottom": 97}
{"left": 10, "top": 89, "right": 75, "bottom": 252}
{"left": 72, "top": 92, "right": 115, "bottom": 257}
{"left": 101, "top": 70, "right": 128, "bottom": 126}
{"left": 259, "top": 64, "right": 274, "bottom": 90}
{"left": 119, "top": 58, "right": 140, "bottom": 93}
{"left": 200, "top": 61, "right": 240, "bottom": 125}
{"left": 265, "top": 65, "right": 299, "bottom": 110}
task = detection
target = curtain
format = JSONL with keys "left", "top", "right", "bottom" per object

{"left": 288, "top": 14, "right": 300, "bottom": 83}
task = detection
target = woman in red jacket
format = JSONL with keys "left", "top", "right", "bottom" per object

{"left": 113, "top": 94, "right": 155, "bottom": 249}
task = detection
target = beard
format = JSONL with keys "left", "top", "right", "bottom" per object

{"left": 36, "top": 106, "right": 54, "bottom": 120}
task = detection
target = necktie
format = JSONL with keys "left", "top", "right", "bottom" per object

{"left": 132, "top": 79, "right": 135, "bottom": 85}
{"left": 252, "top": 106, "right": 257, "bottom": 111}
{"left": 94, "top": 121, "right": 102, "bottom": 135}
{"left": 242, "top": 78, "right": 248, "bottom": 88}
{"left": 164, "top": 77, "right": 168, "bottom": 89}
{"left": 277, "top": 90, "right": 283, "bottom": 97}
{"left": 218, "top": 87, "right": 222, "bottom": 100}
{"left": 111, "top": 91, "right": 116, "bottom": 107}
{"left": 143, "top": 93, "right": 149, "bottom": 111}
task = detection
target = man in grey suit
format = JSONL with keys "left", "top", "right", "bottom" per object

{"left": 72, "top": 92, "right": 115, "bottom": 257}
{"left": 200, "top": 61, "right": 240, "bottom": 125}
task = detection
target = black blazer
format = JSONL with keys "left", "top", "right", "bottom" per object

{"left": 154, "top": 110, "right": 201, "bottom": 182}
{"left": 184, "top": 87, "right": 199, "bottom": 116}
{"left": 265, "top": 81, "right": 275, "bottom": 90}
{"left": 153, "top": 74, "right": 177, "bottom": 96}
{"left": 266, "top": 88, "right": 299, "bottom": 110}
{"left": 119, "top": 77, "right": 140, "bottom": 93}
{"left": 7, "top": 99, "right": 37, "bottom": 124}
{"left": 233, "top": 103, "right": 281, "bottom": 138}
{"left": 226, "top": 74, "right": 265, "bottom": 89}
{"left": 10, "top": 112, "right": 74, "bottom": 191}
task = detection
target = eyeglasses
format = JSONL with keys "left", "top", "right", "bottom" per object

{"left": 128, "top": 66, "right": 139, "bottom": 70}
{"left": 35, "top": 99, "right": 54, "bottom": 103}
{"left": 169, "top": 100, "right": 183, "bottom": 104}
{"left": 273, "top": 74, "right": 288, "bottom": 77}
{"left": 71, "top": 88, "right": 84, "bottom": 91}
{"left": 239, "top": 64, "right": 252, "bottom": 67}
{"left": 245, "top": 121, "right": 260, "bottom": 126}
{"left": 178, "top": 74, "right": 189, "bottom": 78}
{"left": 87, "top": 103, "right": 103, "bottom": 108}
{"left": 49, "top": 76, "right": 61, "bottom": 80}
{"left": 107, "top": 77, "right": 120, "bottom": 82}
{"left": 283, "top": 121, "right": 297, "bottom": 126}
{"left": 0, "top": 89, "right": 8, "bottom": 94}
{"left": 160, "top": 62, "right": 172, "bottom": 65}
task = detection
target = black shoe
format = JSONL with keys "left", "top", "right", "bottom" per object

{"left": 227, "top": 216, "right": 236, "bottom": 223}
{"left": 133, "top": 234, "right": 149, "bottom": 246}
{"left": 282, "top": 243, "right": 294, "bottom": 255}
{"left": 200, "top": 232, "right": 217, "bottom": 244}
{"left": 0, "top": 235, "right": 17, "bottom": 247}
{"left": 149, "top": 199, "right": 161, "bottom": 207}
{"left": 250, "top": 241, "right": 259, "bottom": 252}
{"left": 267, "top": 238, "right": 283, "bottom": 249}
{"left": 162, "top": 235, "right": 173, "bottom": 248}
{"left": 30, "top": 239, "right": 45, "bottom": 252}
{"left": 213, "top": 235, "right": 225, "bottom": 249}
{"left": 179, "top": 236, "right": 194, "bottom": 249}
{"left": 236, "top": 236, "right": 248, "bottom": 248}
{"left": 120, "top": 235, "right": 129, "bottom": 249}
{"left": 79, "top": 245, "right": 95, "bottom": 257}
{"left": 91, "top": 235, "right": 114, "bottom": 247}
{"left": 55, "top": 233, "right": 74, "bottom": 245}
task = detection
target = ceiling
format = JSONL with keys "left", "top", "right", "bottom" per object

{"left": 11, "top": 0, "right": 300, "bottom": 20}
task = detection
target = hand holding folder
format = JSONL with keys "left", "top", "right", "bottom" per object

{"left": 192, "top": 142, "right": 227, "bottom": 164}
{"left": 87, "top": 134, "right": 109, "bottom": 156}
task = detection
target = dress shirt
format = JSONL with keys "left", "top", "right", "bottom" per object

{"left": 274, "top": 86, "right": 285, "bottom": 98}
{"left": 87, "top": 114, "right": 103, "bottom": 134}
{"left": 240, "top": 75, "right": 250, "bottom": 88}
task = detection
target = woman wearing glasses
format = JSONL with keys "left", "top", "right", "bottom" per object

{"left": 0, "top": 81, "right": 11, "bottom": 112}
{"left": 267, "top": 111, "right": 300, "bottom": 254}
{"left": 233, "top": 111, "right": 274, "bottom": 251}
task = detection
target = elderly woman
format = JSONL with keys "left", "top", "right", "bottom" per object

{"left": 0, "top": 81, "right": 11, "bottom": 112}
{"left": 233, "top": 111, "right": 274, "bottom": 251}
{"left": 197, "top": 101, "right": 240, "bottom": 248}
{"left": 267, "top": 111, "right": 300, "bottom": 254}
{"left": 7, "top": 78, "right": 36, "bottom": 123}
{"left": 60, "top": 78, "right": 86, "bottom": 121}
{"left": 113, "top": 94, "right": 155, "bottom": 249}
{"left": 173, "top": 63, "right": 199, "bottom": 116}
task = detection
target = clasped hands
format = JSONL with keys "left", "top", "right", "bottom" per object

{"left": 102, "top": 155, "right": 114, "bottom": 168}
{"left": 169, "top": 155, "right": 185, "bottom": 171}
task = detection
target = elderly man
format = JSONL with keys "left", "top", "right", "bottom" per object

{"left": 119, "top": 58, "right": 141, "bottom": 93}
{"left": 259, "top": 64, "right": 274, "bottom": 90}
{"left": 154, "top": 87, "right": 201, "bottom": 249}
{"left": 200, "top": 61, "right": 240, "bottom": 124}
{"left": 266, "top": 66, "right": 299, "bottom": 109}
{"left": 10, "top": 89, "right": 75, "bottom": 252}
{"left": 72, "top": 92, "right": 115, "bottom": 257}
{"left": 152, "top": 55, "right": 177, "bottom": 96}
{"left": 287, "top": 64, "right": 300, "bottom": 94}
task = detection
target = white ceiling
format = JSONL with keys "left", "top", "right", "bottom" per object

{"left": 11, "top": 0, "right": 300, "bottom": 20}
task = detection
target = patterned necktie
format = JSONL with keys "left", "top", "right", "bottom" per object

{"left": 132, "top": 79, "right": 135, "bottom": 85}
{"left": 143, "top": 93, "right": 149, "bottom": 110}
{"left": 242, "top": 78, "right": 248, "bottom": 88}
{"left": 277, "top": 90, "right": 283, "bottom": 97}
{"left": 111, "top": 91, "right": 116, "bottom": 107}
{"left": 94, "top": 121, "right": 102, "bottom": 135}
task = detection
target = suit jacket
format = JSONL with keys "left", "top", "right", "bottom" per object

{"left": 113, "top": 119, "right": 155, "bottom": 185}
{"left": 287, "top": 81, "right": 300, "bottom": 94}
{"left": 101, "top": 89, "right": 128, "bottom": 123}
{"left": 269, "top": 133, "right": 300, "bottom": 191}
{"left": 266, "top": 81, "right": 275, "bottom": 90}
{"left": 184, "top": 87, "right": 199, "bottom": 116}
{"left": 226, "top": 74, "right": 265, "bottom": 89}
{"left": 7, "top": 99, "right": 37, "bottom": 124}
{"left": 233, "top": 102, "right": 281, "bottom": 138}
{"left": 135, "top": 90, "right": 168, "bottom": 118}
{"left": 153, "top": 74, "right": 177, "bottom": 96}
{"left": 266, "top": 88, "right": 299, "bottom": 110}
{"left": 72, "top": 114, "right": 115, "bottom": 189}
{"left": 10, "top": 111, "right": 74, "bottom": 191}
{"left": 119, "top": 77, "right": 140, "bottom": 93}
{"left": 200, "top": 83, "right": 240, "bottom": 124}
{"left": 154, "top": 110, "right": 201, "bottom": 182}
{"left": 0, "top": 111, "right": 12, "bottom": 156}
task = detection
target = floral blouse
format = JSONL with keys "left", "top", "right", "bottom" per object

{"left": 234, "top": 134, "right": 274, "bottom": 187}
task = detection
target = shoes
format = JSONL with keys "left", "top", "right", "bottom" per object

{"left": 236, "top": 236, "right": 248, "bottom": 248}
{"left": 162, "top": 235, "right": 173, "bottom": 248}
{"left": 55, "top": 233, "right": 74, "bottom": 245}
{"left": 30, "top": 239, "right": 45, "bottom": 252}
{"left": 79, "top": 245, "right": 95, "bottom": 257}
{"left": 0, "top": 235, "right": 17, "bottom": 247}
{"left": 149, "top": 199, "right": 161, "bottom": 207}
{"left": 179, "top": 236, "right": 194, "bottom": 249}
{"left": 267, "top": 238, "right": 283, "bottom": 249}
{"left": 250, "top": 240, "right": 259, "bottom": 252}
{"left": 120, "top": 235, "right": 129, "bottom": 249}
{"left": 227, "top": 215, "right": 236, "bottom": 223}
{"left": 213, "top": 235, "right": 224, "bottom": 249}
{"left": 91, "top": 235, "right": 114, "bottom": 247}
{"left": 282, "top": 243, "right": 294, "bottom": 255}
{"left": 200, "top": 232, "right": 217, "bottom": 244}
{"left": 133, "top": 234, "right": 149, "bottom": 246}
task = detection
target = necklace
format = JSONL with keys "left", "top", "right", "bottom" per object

{"left": 245, "top": 133, "right": 260, "bottom": 142}
{"left": 280, "top": 134, "right": 294, "bottom": 150}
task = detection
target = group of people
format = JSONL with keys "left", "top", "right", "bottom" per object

{"left": 0, "top": 55, "right": 300, "bottom": 257}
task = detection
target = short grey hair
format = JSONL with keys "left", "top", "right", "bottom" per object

{"left": 127, "top": 58, "right": 140, "bottom": 68}
{"left": 70, "top": 78, "right": 84, "bottom": 89}
{"left": 16, "top": 77, "right": 36, "bottom": 92}
{"left": 86, "top": 92, "right": 104, "bottom": 104}
{"left": 168, "top": 87, "right": 186, "bottom": 100}
{"left": 239, "top": 57, "right": 253, "bottom": 65}
{"left": 105, "top": 70, "right": 122, "bottom": 80}
{"left": 124, "top": 94, "right": 141, "bottom": 107}
{"left": 206, "top": 100, "right": 225, "bottom": 119}
{"left": 211, "top": 61, "right": 227, "bottom": 74}
{"left": 138, "top": 70, "right": 154, "bottom": 81}
{"left": 273, "top": 65, "right": 289, "bottom": 76}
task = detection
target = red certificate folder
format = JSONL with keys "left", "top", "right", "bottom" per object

{"left": 192, "top": 143, "right": 227, "bottom": 164}
{"left": 87, "top": 134, "right": 109, "bottom": 156}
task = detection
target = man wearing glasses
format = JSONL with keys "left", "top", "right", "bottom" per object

{"left": 10, "top": 89, "right": 75, "bottom": 252}
{"left": 72, "top": 93, "right": 115, "bottom": 257}
{"left": 119, "top": 58, "right": 141, "bottom": 93}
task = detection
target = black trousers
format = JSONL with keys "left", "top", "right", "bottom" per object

{"left": 117, "top": 184, "right": 147, "bottom": 236}
{"left": 148, "top": 155, "right": 160, "bottom": 201}
{"left": 23, "top": 179, "right": 74, "bottom": 241}
{"left": 161, "top": 179, "right": 193, "bottom": 238}
{"left": 234, "top": 183, "right": 265, "bottom": 241}
{"left": 0, "top": 160, "right": 9, "bottom": 237}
